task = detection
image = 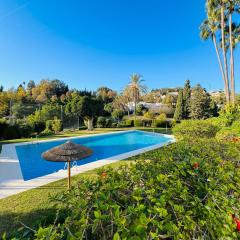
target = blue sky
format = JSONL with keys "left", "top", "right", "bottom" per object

{"left": 0, "top": 0, "right": 239, "bottom": 92}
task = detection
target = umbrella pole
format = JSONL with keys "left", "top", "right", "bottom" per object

{"left": 68, "top": 161, "right": 71, "bottom": 190}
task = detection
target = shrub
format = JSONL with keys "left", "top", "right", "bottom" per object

{"left": 142, "top": 119, "right": 152, "bottom": 127}
{"left": 111, "top": 122, "right": 118, "bottom": 128}
{"left": 125, "top": 119, "right": 133, "bottom": 127}
{"left": 172, "top": 120, "right": 219, "bottom": 139}
{"left": 34, "top": 121, "right": 45, "bottom": 133}
{"left": 134, "top": 119, "right": 143, "bottom": 127}
{"left": 18, "top": 123, "right": 33, "bottom": 138}
{"left": 52, "top": 120, "right": 63, "bottom": 133}
{"left": 0, "top": 119, "right": 34, "bottom": 139}
{"left": 2, "top": 125, "right": 21, "bottom": 140}
{"left": 105, "top": 118, "right": 113, "bottom": 128}
{"left": 97, "top": 116, "right": 107, "bottom": 128}
{"left": 152, "top": 113, "right": 167, "bottom": 127}
{"left": 45, "top": 120, "right": 53, "bottom": 130}
{"left": 215, "top": 128, "right": 238, "bottom": 141}
{"left": 157, "top": 112, "right": 167, "bottom": 121}
{"left": 28, "top": 120, "right": 45, "bottom": 134}
{"left": 136, "top": 104, "right": 147, "bottom": 116}
{"left": 153, "top": 120, "right": 167, "bottom": 128}
{"left": 206, "top": 116, "right": 231, "bottom": 127}
{"left": 231, "top": 120, "right": 240, "bottom": 131}
{"left": 46, "top": 119, "right": 63, "bottom": 133}
{"left": 39, "top": 128, "right": 54, "bottom": 136}
{"left": 111, "top": 109, "right": 125, "bottom": 121}
{"left": 170, "top": 118, "right": 177, "bottom": 127}
{"left": 21, "top": 139, "right": 240, "bottom": 239}
{"left": 0, "top": 119, "right": 8, "bottom": 139}
{"left": 218, "top": 104, "right": 240, "bottom": 126}
{"left": 143, "top": 111, "right": 155, "bottom": 119}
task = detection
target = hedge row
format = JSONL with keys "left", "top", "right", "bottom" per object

{"left": 0, "top": 119, "right": 33, "bottom": 140}
{"left": 0, "top": 119, "right": 63, "bottom": 140}
{"left": 96, "top": 117, "right": 171, "bottom": 128}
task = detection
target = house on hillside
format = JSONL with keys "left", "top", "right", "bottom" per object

{"left": 127, "top": 101, "right": 174, "bottom": 117}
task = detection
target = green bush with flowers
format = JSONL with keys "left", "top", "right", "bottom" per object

{"left": 13, "top": 139, "right": 240, "bottom": 239}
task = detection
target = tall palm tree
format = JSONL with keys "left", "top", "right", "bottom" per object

{"left": 201, "top": 0, "right": 232, "bottom": 103}
{"left": 202, "top": 0, "right": 240, "bottom": 104}
{"left": 226, "top": 0, "right": 240, "bottom": 104}
{"left": 127, "top": 74, "right": 147, "bottom": 117}
{"left": 220, "top": 0, "right": 230, "bottom": 103}
{"left": 200, "top": 5, "right": 229, "bottom": 102}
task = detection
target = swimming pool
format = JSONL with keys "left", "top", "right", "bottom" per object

{"left": 15, "top": 130, "right": 173, "bottom": 181}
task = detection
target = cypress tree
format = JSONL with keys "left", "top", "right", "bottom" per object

{"left": 174, "top": 89, "right": 184, "bottom": 121}
{"left": 183, "top": 79, "right": 191, "bottom": 119}
{"left": 190, "top": 84, "right": 211, "bottom": 119}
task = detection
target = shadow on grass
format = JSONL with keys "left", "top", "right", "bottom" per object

{"left": 0, "top": 207, "right": 61, "bottom": 238}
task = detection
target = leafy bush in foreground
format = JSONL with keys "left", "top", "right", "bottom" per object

{"left": 16, "top": 139, "right": 240, "bottom": 239}
{"left": 172, "top": 120, "right": 219, "bottom": 139}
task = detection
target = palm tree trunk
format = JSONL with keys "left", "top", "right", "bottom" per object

{"left": 221, "top": 6, "right": 230, "bottom": 103}
{"left": 134, "top": 99, "right": 137, "bottom": 118}
{"left": 134, "top": 91, "right": 137, "bottom": 118}
{"left": 229, "top": 13, "right": 235, "bottom": 104}
{"left": 212, "top": 34, "right": 226, "bottom": 93}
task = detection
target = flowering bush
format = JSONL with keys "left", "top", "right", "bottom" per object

{"left": 17, "top": 139, "right": 240, "bottom": 239}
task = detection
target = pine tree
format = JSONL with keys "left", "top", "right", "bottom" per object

{"left": 174, "top": 89, "right": 184, "bottom": 121}
{"left": 183, "top": 79, "right": 191, "bottom": 119}
{"left": 190, "top": 84, "right": 211, "bottom": 119}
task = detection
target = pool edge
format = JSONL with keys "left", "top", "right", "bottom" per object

{"left": 0, "top": 130, "right": 175, "bottom": 199}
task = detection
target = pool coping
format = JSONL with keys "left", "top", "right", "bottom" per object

{"left": 0, "top": 130, "right": 175, "bottom": 199}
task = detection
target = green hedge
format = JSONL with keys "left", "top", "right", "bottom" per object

{"left": 15, "top": 139, "right": 240, "bottom": 239}
{"left": 0, "top": 119, "right": 9, "bottom": 139}
{"left": 0, "top": 119, "right": 33, "bottom": 140}
{"left": 172, "top": 120, "right": 220, "bottom": 139}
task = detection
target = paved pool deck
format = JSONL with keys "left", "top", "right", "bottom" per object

{"left": 0, "top": 130, "right": 175, "bottom": 199}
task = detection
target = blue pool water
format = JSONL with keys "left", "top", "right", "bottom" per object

{"left": 15, "top": 130, "right": 172, "bottom": 181}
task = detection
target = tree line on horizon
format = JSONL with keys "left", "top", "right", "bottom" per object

{"left": 0, "top": 76, "right": 233, "bottom": 128}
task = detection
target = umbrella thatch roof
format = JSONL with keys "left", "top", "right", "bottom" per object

{"left": 41, "top": 141, "right": 93, "bottom": 162}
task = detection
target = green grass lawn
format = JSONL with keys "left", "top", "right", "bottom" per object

{"left": 0, "top": 160, "right": 129, "bottom": 236}
{"left": 0, "top": 127, "right": 170, "bottom": 236}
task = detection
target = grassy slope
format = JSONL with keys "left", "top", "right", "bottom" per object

{"left": 0, "top": 127, "right": 170, "bottom": 235}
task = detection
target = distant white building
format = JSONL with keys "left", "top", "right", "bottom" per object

{"left": 209, "top": 90, "right": 224, "bottom": 98}
{"left": 127, "top": 101, "right": 174, "bottom": 116}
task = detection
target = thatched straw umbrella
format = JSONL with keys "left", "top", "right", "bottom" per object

{"left": 42, "top": 141, "right": 93, "bottom": 189}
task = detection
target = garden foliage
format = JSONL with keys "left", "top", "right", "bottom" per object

{"left": 16, "top": 139, "right": 240, "bottom": 239}
{"left": 172, "top": 120, "right": 219, "bottom": 139}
